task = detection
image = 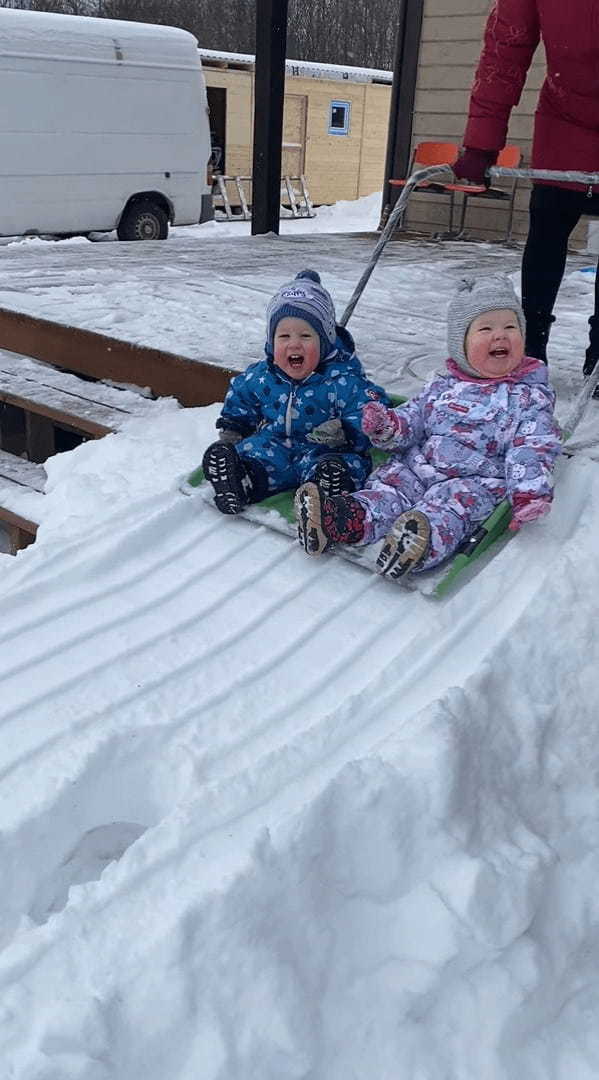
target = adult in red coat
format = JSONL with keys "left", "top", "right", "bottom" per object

{"left": 453, "top": 0, "right": 599, "bottom": 372}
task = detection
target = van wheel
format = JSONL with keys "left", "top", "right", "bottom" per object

{"left": 117, "top": 200, "right": 169, "bottom": 241}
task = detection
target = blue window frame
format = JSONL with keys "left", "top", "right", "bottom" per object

{"left": 329, "top": 100, "right": 351, "bottom": 136}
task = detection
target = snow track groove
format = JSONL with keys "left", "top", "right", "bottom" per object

{"left": 0, "top": 455, "right": 596, "bottom": 1079}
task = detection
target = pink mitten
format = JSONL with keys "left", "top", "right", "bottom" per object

{"left": 361, "top": 402, "right": 400, "bottom": 446}
{"left": 508, "top": 493, "right": 552, "bottom": 532}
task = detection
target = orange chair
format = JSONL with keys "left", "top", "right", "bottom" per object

{"left": 389, "top": 141, "right": 461, "bottom": 234}
{"left": 442, "top": 145, "right": 523, "bottom": 242}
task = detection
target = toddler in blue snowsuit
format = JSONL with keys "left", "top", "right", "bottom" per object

{"left": 295, "top": 275, "right": 562, "bottom": 579}
{"left": 202, "top": 270, "right": 388, "bottom": 514}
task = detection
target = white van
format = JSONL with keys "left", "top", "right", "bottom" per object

{"left": 0, "top": 8, "right": 212, "bottom": 240}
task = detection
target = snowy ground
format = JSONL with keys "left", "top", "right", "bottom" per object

{"left": 1, "top": 195, "right": 599, "bottom": 1079}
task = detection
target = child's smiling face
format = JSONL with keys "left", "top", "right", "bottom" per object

{"left": 465, "top": 308, "right": 524, "bottom": 378}
{"left": 273, "top": 316, "right": 321, "bottom": 380}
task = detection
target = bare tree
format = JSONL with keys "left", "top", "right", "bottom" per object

{"left": 0, "top": 0, "right": 397, "bottom": 68}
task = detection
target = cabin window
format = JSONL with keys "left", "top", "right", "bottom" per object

{"left": 328, "top": 100, "right": 350, "bottom": 136}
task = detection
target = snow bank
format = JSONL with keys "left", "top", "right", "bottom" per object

{"left": 1, "top": 211, "right": 599, "bottom": 1076}
{"left": 1, "top": 400, "right": 599, "bottom": 1076}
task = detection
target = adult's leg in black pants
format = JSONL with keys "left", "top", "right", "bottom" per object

{"left": 521, "top": 185, "right": 582, "bottom": 362}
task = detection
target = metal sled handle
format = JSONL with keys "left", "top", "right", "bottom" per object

{"left": 339, "top": 164, "right": 455, "bottom": 327}
{"left": 490, "top": 166, "right": 599, "bottom": 185}
{"left": 339, "top": 164, "right": 599, "bottom": 327}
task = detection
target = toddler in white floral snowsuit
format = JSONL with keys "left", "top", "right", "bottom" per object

{"left": 295, "top": 275, "right": 562, "bottom": 579}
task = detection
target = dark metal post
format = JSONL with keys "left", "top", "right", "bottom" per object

{"left": 251, "top": 0, "right": 289, "bottom": 235}
{"left": 380, "top": 0, "right": 424, "bottom": 226}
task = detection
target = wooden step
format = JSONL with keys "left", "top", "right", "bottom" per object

{"left": 0, "top": 348, "right": 164, "bottom": 462}
{"left": 0, "top": 349, "right": 157, "bottom": 437}
{"left": 0, "top": 352, "right": 163, "bottom": 553}
{"left": 0, "top": 306, "right": 237, "bottom": 407}
{"left": 0, "top": 449, "right": 45, "bottom": 554}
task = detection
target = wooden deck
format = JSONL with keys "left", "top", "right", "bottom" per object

{"left": 0, "top": 300, "right": 247, "bottom": 553}
{"left": 0, "top": 310, "right": 237, "bottom": 408}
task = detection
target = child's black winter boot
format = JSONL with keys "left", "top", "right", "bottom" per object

{"left": 202, "top": 442, "right": 264, "bottom": 515}
{"left": 312, "top": 456, "right": 355, "bottom": 498}
{"left": 295, "top": 482, "right": 366, "bottom": 555}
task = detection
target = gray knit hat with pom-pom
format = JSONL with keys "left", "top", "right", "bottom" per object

{"left": 447, "top": 275, "right": 526, "bottom": 375}
{"left": 266, "top": 269, "right": 337, "bottom": 359}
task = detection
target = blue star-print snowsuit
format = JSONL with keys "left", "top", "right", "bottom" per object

{"left": 216, "top": 326, "right": 388, "bottom": 494}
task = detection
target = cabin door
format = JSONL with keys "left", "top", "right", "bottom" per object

{"left": 206, "top": 86, "right": 226, "bottom": 174}
{"left": 282, "top": 94, "right": 307, "bottom": 176}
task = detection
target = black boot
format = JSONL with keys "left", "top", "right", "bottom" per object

{"left": 312, "top": 456, "right": 355, "bottom": 498}
{"left": 524, "top": 312, "right": 555, "bottom": 364}
{"left": 583, "top": 314, "right": 599, "bottom": 377}
{"left": 202, "top": 442, "right": 266, "bottom": 514}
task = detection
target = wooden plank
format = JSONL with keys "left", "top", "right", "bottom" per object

{"left": 418, "top": 64, "right": 544, "bottom": 92}
{"left": 0, "top": 478, "right": 40, "bottom": 536}
{"left": 0, "top": 370, "right": 125, "bottom": 437}
{"left": 26, "top": 412, "right": 55, "bottom": 463}
{"left": 419, "top": 40, "right": 497, "bottom": 65}
{"left": 0, "top": 350, "right": 156, "bottom": 416}
{"left": 412, "top": 112, "right": 535, "bottom": 140}
{"left": 426, "top": 0, "right": 492, "bottom": 13}
{"left": 0, "top": 453, "right": 44, "bottom": 552}
{"left": 0, "top": 402, "right": 26, "bottom": 455}
{"left": 0, "top": 449, "right": 46, "bottom": 492}
{"left": 0, "top": 308, "right": 238, "bottom": 408}
{"left": 422, "top": 14, "right": 497, "bottom": 39}
{"left": 2, "top": 518, "right": 36, "bottom": 554}
{"left": 414, "top": 86, "right": 539, "bottom": 115}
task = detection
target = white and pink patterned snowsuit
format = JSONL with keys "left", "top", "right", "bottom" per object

{"left": 355, "top": 358, "right": 562, "bottom": 570}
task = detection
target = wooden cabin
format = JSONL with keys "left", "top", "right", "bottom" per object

{"left": 397, "top": 0, "right": 588, "bottom": 248}
{"left": 199, "top": 49, "right": 392, "bottom": 206}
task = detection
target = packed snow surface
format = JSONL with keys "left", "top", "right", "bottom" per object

{"left": 1, "top": 196, "right": 599, "bottom": 1078}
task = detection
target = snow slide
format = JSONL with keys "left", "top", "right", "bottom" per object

{"left": 0, "top": 406, "right": 598, "bottom": 1078}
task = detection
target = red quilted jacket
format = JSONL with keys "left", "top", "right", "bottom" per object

{"left": 463, "top": 0, "right": 599, "bottom": 191}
